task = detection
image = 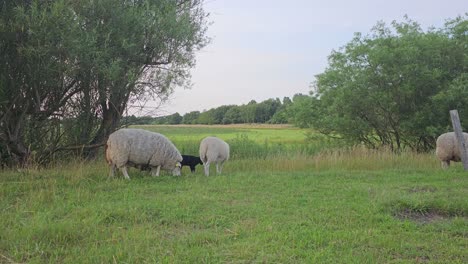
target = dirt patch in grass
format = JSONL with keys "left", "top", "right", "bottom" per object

{"left": 394, "top": 209, "right": 455, "bottom": 224}
{"left": 406, "top": 186, "right": 437, "bottom": 193}
{"left": 390, "top": 198, "right": 467, "bottom": 224}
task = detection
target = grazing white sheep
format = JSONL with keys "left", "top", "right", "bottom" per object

{"left": 199, "top": 136, "right": 230, "bottom": 176}
{"left": 435, "top": 132, "right": 468, "bottom": 169}
{"left": 105, "top": 128, "right": 182, "bottom": 179}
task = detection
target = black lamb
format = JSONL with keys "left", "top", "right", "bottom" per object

{"left": 181, "top": 155, "right": 203, "bottom": 173}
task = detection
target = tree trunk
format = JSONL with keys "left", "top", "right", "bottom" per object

{"left": 85, "top": 100, "right": 122, "bottom": 160}
{"left": 3, "top": 110, "right": 30, "bottom": 167}
{"left": 6, "top": 138, "right": 30, "bottom": 167}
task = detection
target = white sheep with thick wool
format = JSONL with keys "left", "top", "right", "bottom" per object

{"left": 199, "top": 136, "right": 230, "bottom": 176}
{"left": 435, "top": 132, "right": 468, "bottom": 169}
{"left": 106, "top": 128, "right": 182, "bottom": 179}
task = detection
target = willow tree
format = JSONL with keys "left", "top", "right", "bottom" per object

{"left": 0, "top": 0, "right": 209, "bottom": 166}
{"left": 0, "top": 0, "right": 83, "bottom": 165}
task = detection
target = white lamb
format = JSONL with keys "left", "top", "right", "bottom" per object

{"left": 199, "top": 136, "right": 230, "bottom": 176}
{"left": 105, "top": 128, "right": 182, "bottom": 179}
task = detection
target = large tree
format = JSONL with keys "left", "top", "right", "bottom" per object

{"left": 0, "top": 0, "right": 209, "bottom": 166}
{"left": 0, "top": 0, "right": 82, "bottom": 165}
{"left": 296, "top": 16, "right": 467, "bottom": 151}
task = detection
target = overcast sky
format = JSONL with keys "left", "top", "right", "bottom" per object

{"left": 154, "top": 0, "right": 466, "bottom": 116}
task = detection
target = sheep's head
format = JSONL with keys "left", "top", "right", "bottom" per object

{"left": 172, "top": 162, "right": 182, "bottom": 176}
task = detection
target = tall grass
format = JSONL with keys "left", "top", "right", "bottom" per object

{"left": 311, "top": 145, "right": 440, "bottom": 171}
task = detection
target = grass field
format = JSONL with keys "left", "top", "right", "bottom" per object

{"left": 132, "top": 124, "right": 338, "bottom": 159}
{"left": 0, "top": 125, "right": 467, "bottom": 263}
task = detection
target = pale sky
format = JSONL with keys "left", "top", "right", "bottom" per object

{"left": 155, "top": 0, "right": 466, "bottom": 116}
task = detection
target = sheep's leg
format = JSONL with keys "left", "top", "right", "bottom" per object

{"left": 190, "top": 166, "right": 196, "bottom": 173}
{"left": 151, "top": 165, "right": 161, "bottom": 177}
{"left": 441, "top": 160, "right": 450, "bottom": 169}
{"left": 109, "top": 164, "right": 117, "bottom": 178}
{"left": 204, "top": 162, "right": 210, "bottom": 176}
{"left": 217, "top": 161, "right": 225, "bottom": 174}
{"left": 120, "top": 166, "right": 130, "bottom": 180}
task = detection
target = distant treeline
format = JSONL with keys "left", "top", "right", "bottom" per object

{"left": 123, "top": 95, "right": 307, "bottom": 125}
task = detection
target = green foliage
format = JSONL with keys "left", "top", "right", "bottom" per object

{"left": 167, "top": 112, "right": 183, "bottom": 125}
{"left": 150, "top": 97, "right": 289, "bottom": 125}
{"left": 120, "top": 115, "right": 156, "bottom": 126}
{"left": 286, "top": 94, "right": 319, "bottom": 128}
{"left": 222, "top": 106, "right": 242, "bottom": 124}
{"left": 291, "top": 16, "right": 468, "bottom": 151}
{"left": 182, "top": 111, "right": 201, "bottom": 124}
{"left": 269, "top": 97, "right": 292, "bottom": 124}
{"left": 0, "top": 0, "right": 209, "bottom": 166}
{"left": 197, "top": 105, "right": 235, "bottom": 124}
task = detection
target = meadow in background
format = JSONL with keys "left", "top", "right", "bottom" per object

{"left": 133, "top": 124, "right": 339, "bottom": 160}
{"left": 0, "top": 125, "right": 466, "bottom": 263}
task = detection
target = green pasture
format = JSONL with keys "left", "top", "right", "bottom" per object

{"left": 132, "top": 124, "right": 337, "bottom": 158}
{"left": 0, "top": 125, "right": 467, "bottom": 263}
{"left": 133, "top": 124, "right": 307, "bottom": 144}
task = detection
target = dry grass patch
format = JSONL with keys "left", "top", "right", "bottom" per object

{"left": 311, "top": 145, "right": 439, "bottom": 171}
{"left": 393, "top": 208, "right": 463, "bottom": 224}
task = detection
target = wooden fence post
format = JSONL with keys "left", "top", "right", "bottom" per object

{"left": 449, "top": 110, "right": 468, "bottom": 170}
